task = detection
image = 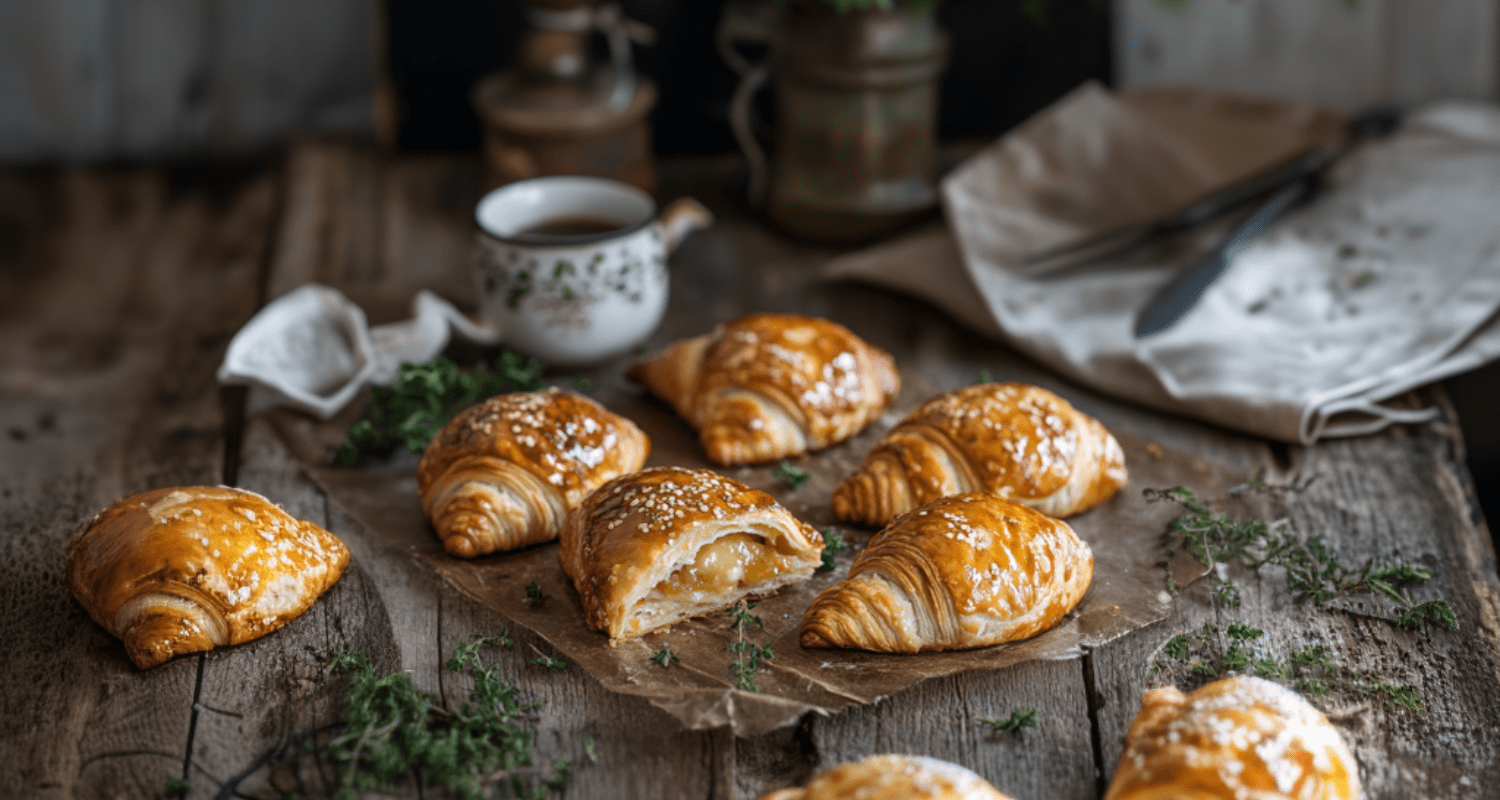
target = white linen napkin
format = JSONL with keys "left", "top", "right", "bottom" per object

{"left": 824, "top": 84, "right": 1500, "bottom": 444}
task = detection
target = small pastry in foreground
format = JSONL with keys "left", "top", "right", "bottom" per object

{"left": 559, "top": 467, "right": 823, "bottom": 642}
{"left": 627, "top": 313, "right": 900, "bottom": 465}
{"left": 757, "top": 754, "right": 1014, "bottom": 800}
{"left": 1106, "top": 676, "right": 1360, "bottom": 800}
{"left": 801, "top": 493, "right": 1091, "bottom": 653}
{"left": 417, "top": 388, "right": 650, "bottom": 557}
{"left": 66, "top": 486, "right": 350, "bottom": 669}
{"left": 833, "top": 382, "right": 1126, "bottom": 526}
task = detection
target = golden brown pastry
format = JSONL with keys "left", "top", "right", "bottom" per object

{"left": 627, "top": 313, "right": 900, "bottom": 465}
{"left": 1106, "top": 676, "right": 1361, "bottom": 800}
{"left": 833, "top": 382, "right": 1125, "bottom": 526}
{"left": 558, "top": 467, "right": 823, "bottom": 642}
{"left": 801, "top": 493, "right": 1091, "bottom": 653}
{"left": 66, "top": 486, "right": 350, "bottom": 669}
{"left": 757, "top": 754, "right": 1014, "bottom": 800}
{"left": 417, "top": 388, "right": 649, "bottom": 557}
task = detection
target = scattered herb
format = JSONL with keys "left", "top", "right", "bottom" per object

{"left": 322, "top": 633, "right": 571, "bottom": 800}
{"left": 1155, "top": 625, "right": 1425, "bottom": 713}
{"left": 976, "top": 369, "right": 993, "bottom": 384}
{"left": 1149, "top": 486, "right": 1457, "bottom": 630}
{"left": 335, "top": 354, "right": 543, "bottom": 465}
{"left": 818, "top": 529, "right": 849, "bottom": 572}
{"left": 530, "top": 647, "right": 568, "bottom": 674}
{"left": 164, "top": 778, "right": 189, "bottom": 797}
{"left": 571, "top": 375, "right": 592, "bottom": 391}
{"left": 773, "top": 461, "right": 810, "bottom": 490}
{"left": 979, "top": 707, "right": 1037, "bottom": 734}
{"left": 728, "top": 601, "right": 774, "bottom": 692}
{"left": 524, "top": 582, "right": 547, "bottom": 608}
{"left": 651, "top": 645, "right": 681, "bottom": 668}
{"left": 584, "top": 737, "right": 598, "bottom": 763}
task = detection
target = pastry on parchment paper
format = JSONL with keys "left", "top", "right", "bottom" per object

{"left": 66, "top": 486, "right": 350, "bottom": 669}
{"left": 833, "top": 382, "right": 1125, "bottom": 526}
{"left": 558, "top": 466, "right": 824, "bottom": 643}
{"left": 1105, "top": 675, "right": 1361, "bottom": 800}
{"left": 417, "top": 388, "right": 649, "bottom": 557}
{"left": 756, "top": 754, "right": 1014, "bottom": 800}
{"left": 627, "top": 313, "right": 900, "bottom": 465}
{"left": 801, "top": 493, "right": 1092, "bottom": 653}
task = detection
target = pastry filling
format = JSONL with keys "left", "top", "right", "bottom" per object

{"left": 655, "top": 533, "right": 792, "bottom": 600}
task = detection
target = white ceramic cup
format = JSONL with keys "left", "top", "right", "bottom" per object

{"left": 474, "top": 176, "right": 712, "bottom": 366}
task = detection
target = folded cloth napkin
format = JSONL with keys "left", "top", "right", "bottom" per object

{"left": 824, "top": 83, "right": 1500, "bottom": 443}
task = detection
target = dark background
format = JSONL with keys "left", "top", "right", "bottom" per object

{"left": 384, "top": 0, "right": 1113, "bottom": 153}
{"left": 383, "top": 0, "right": 1500, "bottom": 537}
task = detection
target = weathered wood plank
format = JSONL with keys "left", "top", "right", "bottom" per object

{"left": 1088, "top": 388, "right": 1500, "bottom": 799}
{"left": 0, "top": 165, "right": 275, "bottom": 798}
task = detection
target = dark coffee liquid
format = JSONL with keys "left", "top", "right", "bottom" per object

{"left": 515, "top": 216, "right": 624, "bottom": 239}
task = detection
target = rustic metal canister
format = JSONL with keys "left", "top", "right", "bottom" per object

{"left": 473, "top": 0, "right": 658, "bottom": 192}
{"left": 725, "top": 0, "right": 948, "bottom": 243}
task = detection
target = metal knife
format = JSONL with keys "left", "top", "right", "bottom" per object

{"left": 1132, "top": 178, "right": 1309, "bottom": 338}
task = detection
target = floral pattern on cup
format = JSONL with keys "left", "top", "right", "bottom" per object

{"left": 475, "top": 228, "right": 667, "bottom": 331}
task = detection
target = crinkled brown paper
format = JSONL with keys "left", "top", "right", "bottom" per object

{"left": 273, "top": 378, "right": 1245, "bottom": 736}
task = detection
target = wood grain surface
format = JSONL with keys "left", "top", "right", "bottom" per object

{"left": 2, "top": 143, "right": 1498, "bottom": 799}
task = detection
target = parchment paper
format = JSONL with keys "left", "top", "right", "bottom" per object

{"left": 271, "top": 380, "right": 1247, "bottom": 736}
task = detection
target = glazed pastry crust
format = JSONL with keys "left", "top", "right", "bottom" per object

{"left": 756, "top": 754, "right": 1014, "bottom": 800}
{"left": 559, "top": 467, "right": 823, "bottom": 642}
{"left": 802, "top": 493, "right": 1092, "bottom": 653}
{"left": 833, "top": 382, "right": 1126, "bottom": 526}
{"left": 627, "top": 313, "right": 900, "bottom": 465}
{"left": 66, "top": 486, "right": 350, "bottom": 669}
{"left": 417, "top": 388, "right": 650, "bottom": 557}
{"left": 1105, "top": 676, "right": 1361, "bottom": 800}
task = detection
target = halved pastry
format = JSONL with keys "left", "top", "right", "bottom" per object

{"left": 627, "top": 313, "right": 900, "bottom": 465}
{"left": 757, "top": 754, "right": 1014, "bottom": 800}
{"left": 417, "top": 388, "right": 650, "bottom": 557}
{"left": 67, "top": 486, "right": 350, "bottom": 669}
{"left": 558, "top": 467, "right": 823, "bottom": 642}
{"left": 801, "top": 493, "right": 1092, "bottom": 653}
{"left": 832, "top": 382, "right": 1125, "bottom": 526}
{"left": 1106, "top": 676, "right": 1360, "bottom": 800}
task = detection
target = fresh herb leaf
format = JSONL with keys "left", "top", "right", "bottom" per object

{"left": 651, "top": 645, "right": 681, "bottom": 668}
{"left": 818, "top": 529, "right": 849, "bottom": 572}
{"left": 976, "top": 369, "right": 993, "bottom": 384}
{"left": 979, "top": 708, "right": 1037, "bottom": 734}
{"left": 584, "top": 737, "right": 598, "bottom": 763}
{"left": 728, "top": 601, "right": 772, "bottom": 692}
{"left": 334, "top": 354, "right": 544, "bottom": 465}
{"left": 773, "top": 461, "right": 810, "bottom": 490}
{"left": 524, "top": 582, "right": 547, "bottom": 608}
{"left": 530, "top": 651, "right": 567, "bottom": 674}
{"left": 164, "top": 778, "right": 188, "bottom": 797}
{"left": 571, "top": 375, "right": 592, "bottom": 391}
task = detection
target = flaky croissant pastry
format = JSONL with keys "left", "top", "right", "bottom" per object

{"left": 417, "top": 388, "right": 649, "bottom": 557}
{"left": 1106, "top": 676, "right": 1360, "bottom": 800}
{"left": 66, "top": 486, "right": 350, "bottom": 669}
{"left": 833, "top": 382, "right": 1126, "bottom": 526}
{"left": 559, "top": 467, "right": 823, "bottom": 642}
{"left": 627, "top": 313, "right": 899, "bottom": 465}
{"left": 757, "top": 754, "right": 1013, "bottom": 800}
{"left": 801, "top": 493, "right": 1091, "bottom": 652}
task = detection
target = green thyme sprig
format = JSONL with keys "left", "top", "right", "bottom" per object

{"left": 1154, "top": 623, "right": 1424, "bottom": 713}
{"left": 335, "top": 353, "right": 543, "bottom": 465}
{"left": 728, "top": 601, "right": 774, "bottom": 692}
{"left": 1149, "top": 486, "right": 1457, "bottom": 630}
{"left": 818, "top": 529, "right": 849, "bottom": 572}
{"left": 523, "top": 582, "right": 547, "bottom": 608}
{"left": 651, "top": 645, "right": 681, "bottom": 668}
{"left": 528, "top": 644, "right": 567, "bottom": 674}
{"left": 978, "top": 707, "right": 1037, "bottom": 735}
{"left": 773, "top": 461, "right": 810, "bottom": 490}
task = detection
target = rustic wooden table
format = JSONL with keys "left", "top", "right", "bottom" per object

{"left": 4, "top": 142, "right": 1500, "bottom": 800}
